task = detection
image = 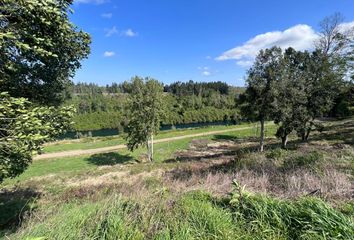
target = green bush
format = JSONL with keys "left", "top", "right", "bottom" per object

{"left": 283, "top": 151, "right": 324, "bottom": 172}
{"left": 266, "top": 148, "right": 287, "bottom": 160}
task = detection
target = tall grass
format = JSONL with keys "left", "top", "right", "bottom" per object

{"left": 10, "top": 190, "right": 353, "bottom": 240}
{"left": 230, "top": 182, "right": 354, "bottom": 240}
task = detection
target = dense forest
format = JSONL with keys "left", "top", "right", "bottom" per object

{"left": 64, "top": 80, "right": 244, "bottom": 131}
{"left": 64, "top": 79, "right": 353, "bottom": 132}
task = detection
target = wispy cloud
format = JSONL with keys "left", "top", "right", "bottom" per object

{"left": 104, "top": 26, "right": 119, "bottom": 37}
{"left": 216, "top": 21, "right": 354, "bottom": 68}
{"left": 103, "top": 51, "right": 115, "bottom": 57}
{"left": 105, "top": 26, "right": 138, "bottom": 37}
{"left": 101, "top": 13, "right": 113, "bottom": 19}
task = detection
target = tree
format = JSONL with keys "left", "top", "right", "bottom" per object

{"left": 0, "top": 92, "right": 75, "bottom": 183}
{"left": 275, "top": 13, "right": 353, "bottom": 144}
{"left": 0, "top": 0, "right": 91, "bottom": 105}
{"left": 316, "top": 13, "right": 353, "bottom": 83}
{"left": 240, "top": 47, "right": 282, "bottom": 152}
{"left": 295, "top": 50, "right": 341, "bottom": 141}
{"left": 272, "top": 48, "right": 309, "bottom": 148}
{"left": 125, "top": 77, "right": 165, "bottom": 162}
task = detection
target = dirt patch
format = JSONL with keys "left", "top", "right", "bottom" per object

{"left": 174, "top": 139, "right": 242, "bottom": 162}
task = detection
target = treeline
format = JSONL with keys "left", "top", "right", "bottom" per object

{"left": 65, "top": 81, "right": 242, "bottom": 131}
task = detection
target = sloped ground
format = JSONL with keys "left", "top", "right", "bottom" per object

{"left": 1, "top": 119, "right": 353, "bottom": 239}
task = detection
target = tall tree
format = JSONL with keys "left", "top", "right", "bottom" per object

{"left": 273, "top": 48, "right": 309, "bottom": 148}
{"left": 125, "top": 77, "right": 165, "bottom": 162}
{"left": 240, "top": 47, "right": 282, "bottom": 152}
{"left": 0, "top": 0, "right": 91, "bottom": 105}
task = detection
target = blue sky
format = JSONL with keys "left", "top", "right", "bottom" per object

{"left": 71, "top": 0, "right": 354, "bottom": 86}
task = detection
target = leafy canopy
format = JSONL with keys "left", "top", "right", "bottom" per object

{"left": 0, "top": 0, "right": 91, "bottom": 105}
{"left": 0, "top": 92, "right": 75, "bottom": 182}
{"left": 125, "top": 77, "right": 165, "bottom": 153}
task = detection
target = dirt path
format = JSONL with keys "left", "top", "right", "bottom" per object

{"left": 34, "top": 126, "right": 257, "bottom": 160}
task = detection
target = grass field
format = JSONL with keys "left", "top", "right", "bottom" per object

{"left": 1, "top": 119, "right": 353, "bottom": 239}
{"left": 4, "top": 125, "right": 278, "bottom": 185}
{"left": 43, "top": 122, "right": 268, "bottom": 153}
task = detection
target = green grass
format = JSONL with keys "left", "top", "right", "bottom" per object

{"left": 1, "top": 119, "right": 353, "bottom": 239}
{"left": 3, "top": 125, "right": 277, "bottom": 186}
{"left": 7, "top": 191, "right": 353, "bottom": 240}
{"left": 43, "top": 122, "right": 268, "bottom": 153}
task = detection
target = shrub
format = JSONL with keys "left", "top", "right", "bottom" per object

{"left": 266, "top": 148, "right": 287, "bottom": 160}
{"left": 283, "top": 151, "right": 324, "bottom": 172}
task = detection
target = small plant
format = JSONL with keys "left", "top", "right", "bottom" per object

{"left": 266, "top": 148, "right": 286, "bottom": 160}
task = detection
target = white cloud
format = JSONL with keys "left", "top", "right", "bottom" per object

{"left": 103, "top": 51, "right": 115, "bottom": 57}
{"left": 202, "top": 71, "right": 211, "bottom": 76}
{"left": 122, "top": 29, "right": 138, "bottom": 37}
{"left": 338, "top": 21, "right": 354, "bottom": 35}
{"left": 236, "top": 60, "right": 254, "bottom": 68}
{"left": 216, "top": 24, "right": 317, "bottom": 67}
{"left": 216, "top": 21, "right": 354, "bottom": 67}
{"left": 198, "top": 66, "right": 212, "bottom": 76}
{"left": 75, "top": 0, "right": 107, "bottom": 4}
{"left": 105, "top": 27, "right": 138, "bottom": 37}
{"left": 101, "top": 13, "right": 113, "bottom": 19}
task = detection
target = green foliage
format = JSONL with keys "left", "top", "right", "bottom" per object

{"left": 125, "top": 77, "right": 165, "bottom": 161}
{"left": 282, "top": 151, "right": 324, "bottom": 172}
{"left": 240, "top": 47, "right": 282, "bottom": 122}
{"left": 0, "top": 92, "right": 74, "bottom": 182}
{"left": 265, "top": 148, "right": 287, "bottom": 160}
{"left": 72, "top": 112, "right": 122, "bottom": 131}
{"left": 63, "top": 81, "right": 240, "bottom": 132}
{"left": 0, "top": 0, "right": 91, "bottom": 105}
{"left": 230, "top": 182, "right": 354, "bottom": 239}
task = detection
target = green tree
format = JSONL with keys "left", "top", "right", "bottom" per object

{"left": 273, "top": 48, "right": 309, "bottom": 148}
{"left": 125, "top": 77, "right": 165, "bottom": 162}
{"left": 0, "top": 92, "right": 75, "bottom": 183}
{"left": 0, "top": 0, "right": 91, "bottom": 105}
{"left": 240, "top": 47, "right": 282, "bottom": 152}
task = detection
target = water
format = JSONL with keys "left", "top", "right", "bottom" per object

{"left": 58, "top": 121, "right": 236, "bottom": 140}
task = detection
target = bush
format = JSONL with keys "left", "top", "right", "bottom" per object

{"left": 266, "top": 148, "right": 287, "bottom": 160}
{"left": 283, "top": 151, "right": 324, "bottom": 172}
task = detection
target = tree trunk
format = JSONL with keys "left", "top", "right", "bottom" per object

{"left": 305, "top": 128, "right": 311, "bottom": 141}
{"left": 146, "top": 138, "right": 151, "bottom": 162}
{"left": 146, "top": 131, "right": 154, "bottom": 162}
{"left": 281, "top": 135, "right": 288, "bottom": 149}
{"left": 260, "top": 119, "right": 265, "bottom": 152}
{"left": 150, "top": 133, "right": 154, "bottom": 162}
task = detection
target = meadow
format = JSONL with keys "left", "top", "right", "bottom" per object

{"left": 1, "top": 119, "right": 353, "bottom": 239}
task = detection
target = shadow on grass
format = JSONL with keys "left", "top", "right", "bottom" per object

{"left": 212, "top": 134, "right": 261, "bottom": 143}
{"left": 0, "top": 188, "right": 40, "bottom": 236}
{"left": 167, "top": 119, "right": 354, "bottom": 182}
{"left": 86, "top": 152, "right": 133, "bottom": 166}
{"left": 309, "top": 121, "right": 354, "bottom": 145}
